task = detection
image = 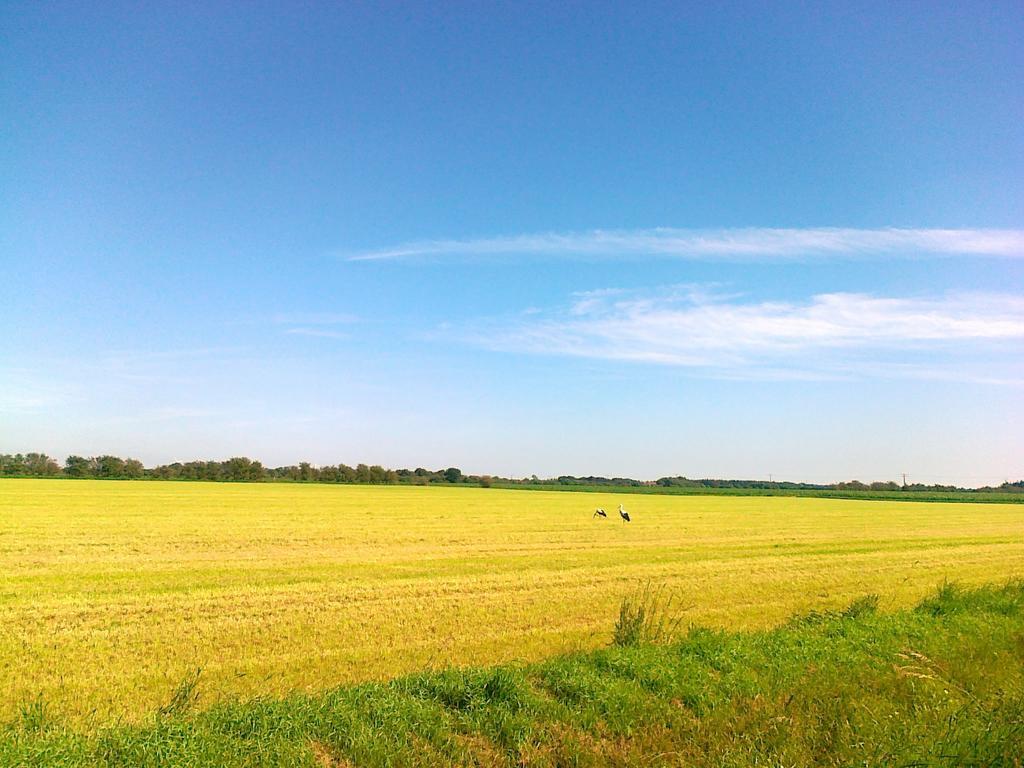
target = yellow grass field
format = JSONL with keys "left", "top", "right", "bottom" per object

{"left": 2, "top": 478, "right": 1022, "bottom": 727}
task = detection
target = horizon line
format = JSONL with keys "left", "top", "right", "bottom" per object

{"left": 1, "top": 452, "right": 1019, "bottom": 490}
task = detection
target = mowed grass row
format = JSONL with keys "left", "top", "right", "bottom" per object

{"left": 2, "top": 479, "right": 1023, "bottom": 726}
{"left": 4, "top": 582, "right": 1023, "bottom": 767}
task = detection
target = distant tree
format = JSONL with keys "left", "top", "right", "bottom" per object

{"left": 223, "top": 457, "right": 262, "bottom": 482}
{"left": 123, "top": 458, "right": 145, "bottom": 478}
{"left": 443, "top": 467, "right": 463, "bottom": 483}
{"left": 177, "top": 461, "right": 199, "bottom": 480}
{"left": 657, "top": 476, "right": 701, "bottom": 488}
{"left": 152, "top": 461, "right": 182, "bottom": 479}
{"left": 407, "top": 468, "right": 430, "bottom": 485}
{"left": 95, "top": 456, "right": 127, "bottom": 478}
{"left": 835, "top": 480, "right": 869, "bottom": 491}
{"left": 869, "top": 481, "right": 900, "bottom": 491}
{"left": 0, "top": 454, "right": 27, "bottom": 476}
{"left": 24, "top": 453, "right": 60, "bottom": 476}
{"left": 64, "top": 455, "right": 94, "bottom": 478}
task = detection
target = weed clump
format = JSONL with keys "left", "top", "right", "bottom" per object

{"left": 612, "top": 582, "right": 687, "bottom": 647}
{"left": 788, "top": 593, "right": 881, "bottom": 627}
{"left": 403, "top": 667, "right": 531, "bottom": 712}
{"left": 158, "top": 668, "right": 203, "bottom": 718}
{"left": 916, "top": 579, "right": 1024, "bottom": 617}
{"left": 841, "top": 593, "right": 879, "bottom": 619}
{"left": 15, "top": 698, "right": 50, "bottom": 734}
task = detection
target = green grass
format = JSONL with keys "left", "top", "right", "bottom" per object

{"left": 3, "top": 580, "right": 1022, "bottom": 767}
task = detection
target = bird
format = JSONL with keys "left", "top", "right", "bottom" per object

{"left": 618, "top": 504, "right": 631, "bottom": 523}
{"left": 593, "top": 508, "right": 607, "bottom": 518}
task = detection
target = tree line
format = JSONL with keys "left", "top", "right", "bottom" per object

{"left": 0, "top": 453, "right": 474, "bottom": 485}
{"left": 651, "top": 475, "right": 1020, "bottom": 493}
{"left": 0, "top": 452, "right": 1021, "bottom": 494}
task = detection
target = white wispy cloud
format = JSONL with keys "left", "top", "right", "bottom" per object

{"left": 271, "top": 311, "right": 358, "bottom": 340}
{"left": 461, "top": 288, "right": 1024, "bottom": 381}
{"left": 346, "top": 227, "right": 1024, "bottom": 262}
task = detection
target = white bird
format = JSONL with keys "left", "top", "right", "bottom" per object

{"left": 593, "top": 508, "right": 608, "bottom": 518}
{"left": 618, "top": 504, "right": 631, "bottom": 523}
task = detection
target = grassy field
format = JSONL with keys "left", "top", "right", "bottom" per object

{"left": 5, "top": 582, "right": 1023, "bottom": 766}
{"left": 495, "top": 482, "right": 1024, "bottom": 504}
{"left": 2, "top": 478, "right": 1023, "bottom": 730}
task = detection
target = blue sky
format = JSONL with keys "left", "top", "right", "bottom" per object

{"left": 2, "top": 2, "right": 1022, "bottom": 485}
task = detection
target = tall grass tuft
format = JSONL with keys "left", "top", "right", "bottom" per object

{"left": 16, "top": 697, "right": 50, "bottom": 733}
{"left": 158, "top": 668, "right": 203, "bottom": 718}
{"left": 916, "top": 578, "right": 1024, "bottom": 617}
{"left": 612, "top": 581, "right": 688, "bottom": 647}
{"left": 841, "top": 593, "right": 879, "bottom": 619}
